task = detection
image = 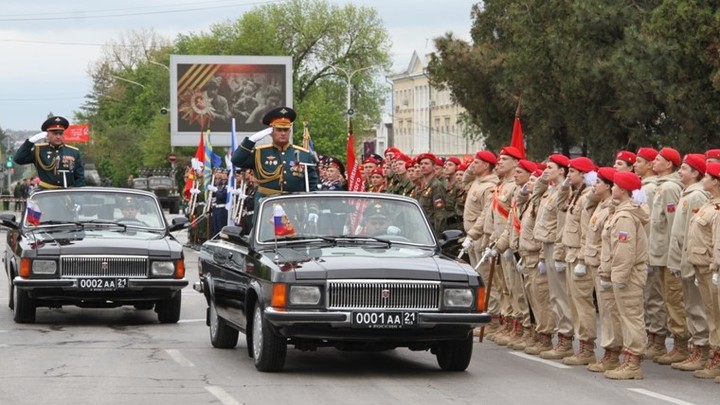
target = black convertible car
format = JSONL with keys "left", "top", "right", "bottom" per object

{"left": 1, "top": 188, "right": 188, "bottom": 324}
{"left": 195, "top": 192, "right": 489, "bottom": 372}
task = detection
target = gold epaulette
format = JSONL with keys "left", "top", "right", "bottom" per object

{"left": 256, "top": 144, "right": 273, "bottom": 150}
{"left": 293, "top": 145, "right": 309, "bottom": 153}
{"left": 64, "top": 144, "right": 79, "bottom": 150}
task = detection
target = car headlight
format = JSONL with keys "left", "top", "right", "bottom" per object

{"left": 443, "top": 288, "right": 474, "bottom": 307}
{"left": 288, "top": 286, "right": 321, "bottom": 305}
{"left": 151, "top": 261, "right": 175, "bottom": 277}
{"left": 32, "top": 260, "right": 57, "bottom": 275}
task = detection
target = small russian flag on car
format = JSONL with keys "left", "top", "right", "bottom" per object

{"left": 273, "top": 204, "right": 296, "bottom": 238}
{"left": 26, "top": 201, "right": 42, "bottom": 226}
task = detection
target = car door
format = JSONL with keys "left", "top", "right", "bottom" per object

{"left": 206, "top": 241, "right": 251, "bottom": 329}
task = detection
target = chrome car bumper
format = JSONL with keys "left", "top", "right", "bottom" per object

{"left": 13, "top": 277, "right": 188, "bottom": 289}
{"left": 264, "top": 307, "right": 491, "bottom": 327}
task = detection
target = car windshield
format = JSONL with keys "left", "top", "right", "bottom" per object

{"left": 255, "top": 194, "right": 435, "bottom": 246}
{"left": 24, "top": 190, "right": 165, "bottom": 229}
{"left": 149, "top": 178, "right": 174, "bottom": 187}
{"left": 132, "top": 179, "right": 148, "bottom": 189}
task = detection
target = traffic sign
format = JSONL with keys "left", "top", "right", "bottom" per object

{"left": 167, "top": 153, "right": 177, "bottom": 163}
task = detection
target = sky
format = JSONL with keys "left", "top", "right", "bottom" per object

{"left": 0, "top": 0, "right": 478, "bottom": 132}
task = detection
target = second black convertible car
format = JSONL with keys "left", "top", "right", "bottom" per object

{"left": 2, "top": 188, "right": 188, "bottom": 324}
{"left": 196, "top": 192, "right": 489, "bottom": 372}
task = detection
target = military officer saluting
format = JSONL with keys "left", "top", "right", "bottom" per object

{"left": 14, "top": 116, "right": 85, "bottom": 189}
{"left": 232, "top": 106, "right": 318, "bottom": 208}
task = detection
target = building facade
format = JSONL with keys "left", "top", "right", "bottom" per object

{"left": 384, "top": 51, "right": 484, "bottom": 157}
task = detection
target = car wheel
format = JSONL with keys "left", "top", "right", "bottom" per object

{"left": 435, "top": 335, "right": 473, "bottom": 371}
{"left": 251, "top": 304, "right": 287, "bottom": 372}
{"left": 8, "top": 275, "right": 14, "bottom": 310}
{"left": 209, "top": 301, "right": 238, "bottom": 348}
{"left": 156, "top": 292, "right": 181, "bottom": 323}
{"left": 13, "top": 285, "right": 36, "bottom": 324}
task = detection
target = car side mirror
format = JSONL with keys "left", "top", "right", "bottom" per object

{"left": 0, "top": 213, "right": 19, "bottom": 230}
{"left": 168, "top": 216, "right": 189, "bottom": 232}
{"left": 438, "top": 229, "right": 463, "bottom": 247}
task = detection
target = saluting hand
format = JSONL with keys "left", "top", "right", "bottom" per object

{"left": 29, "top": 132, "right": 47, "bottom": 144}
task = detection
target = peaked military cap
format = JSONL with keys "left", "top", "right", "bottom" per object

{"left": 262, "top": 106, "right": 296, "bottom": 128}
{"left": 41, "top": 116, "right": 69, "bottom": 132}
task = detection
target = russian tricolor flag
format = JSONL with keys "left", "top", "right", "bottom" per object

{"left": 26, "top": 201, "right": 42, "bottom": 226}
{"left": 273, "top": 205, "right": 296, "bottom": 238}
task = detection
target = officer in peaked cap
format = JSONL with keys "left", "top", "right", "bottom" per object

{"left": 231, "top": 106, "right": 318, "bottom": 219}
{"left": 14, "top": 115, "right": 85, "bottom": 189}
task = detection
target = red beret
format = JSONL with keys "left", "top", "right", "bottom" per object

{"left": 548, "top": 154, "right": 570, "bottom": 168}
{"left": 707, "top": 162, "right": 720, "bottom": 178}
{"left": 384, "top": 146, "right": 401, "bottom": 156}
{"left": 371, "top": 167, "right": 384, "bottom": 177}
{"left": 405, "top": 158, "right": 417, "bottom": 169}
{"left": 569, "top": 157, "right": 595, "bottom": 173}
{"left": 532, "top": 169, "right": 543, "bottom": 177}
{"left": 416, "top": 153, "right": 438, "bottom": 164}
{"left": 446, "top": 156, "right": 461, "bottom": 166}
{"left": 636, "top": 147, "right": 659, "bottom": 162}
{"left": 659, "top": 147, "right": 681, "bottom": 167}
{"left": 614, "top": 171, "right": 642, "bottom": 192}
{"left": 475, "top": 150, "right": 497, "bottom": 165}
{"left": 683, "top": 153, "right": 706, "bottom": 175}
{"left": 500, "top": 146, "right": 523, "bottom": 160}
{"left": 458, "top": 162, "right": 469, "bottom": 172}
{"left": 706, "top": 149, "right": 720, "bottom": 161}
{"left": 536, "top": 162, "right": 547, "bottom": 171}
{"left": 517, "top": 159, "right": 537, "bottom": 174}
{"left": 395, "top": 153, "right": 411, "bottom": 163}
{"left": 362, "top": 157, "right": 379, "bottom": 165}
{"left": 435, "top": 156, "right": 444, "bottom": 166}
{"left": 597, "top": 167, "right": 616, "bottom": 183}
{"left": 616, "top": 150, "right": 637, "bottom": 164}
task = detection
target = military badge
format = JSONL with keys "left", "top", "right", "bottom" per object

{"left": 666, "top": 202, "right": 676, "bottom": 213}
{"left": 434, "top": 198, "right": 444, "bottom": 208}
{"left": 618, "top": 231, "right": 629, "bottom": 242}
{"left": 265, "top": 156, "right": 277, "bottom": 166}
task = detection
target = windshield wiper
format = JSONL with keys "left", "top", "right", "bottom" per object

{"left": 36, "top": 220, "right": 84, "bottom": 228}
{"left": 333, "top": 235, "right": 392, "bottom": 247}
{"left": 80, "top": 220, "right": 127, "bottom": 230}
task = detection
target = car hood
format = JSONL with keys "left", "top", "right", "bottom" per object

{"left": 275, "top": 249, "right": 473, "bottom": 282}
{"left": 27, "top": 232, "right": 178, "bottom": 257}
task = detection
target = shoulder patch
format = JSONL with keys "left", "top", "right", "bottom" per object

{"left": 618, "top": 231, "right": 629, "bottom": 241}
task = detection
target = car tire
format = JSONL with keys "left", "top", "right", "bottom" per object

{"left": 156, "top": 292, "right": 181, "bottom": 323}
{"left": 209, "top": 301, "right": 238, "bottom": 348}
{"left": 251, "top": 304, "right": 287, "bottom": 372}
{"left": 13, "top": 285, "right": 36, "bottom": 324}
{"left": 8, "top": 275, "right": 14, "bottom": 310}
{"left": 435, "top": 335, "right": 473, "bottom": 371}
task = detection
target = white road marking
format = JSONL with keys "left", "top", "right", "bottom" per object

{"left": 508, "top": 352, "right": 572, "bottom": 369}
{"left": 165, "top": 349, "right": 195, "bottom": 367}
{"left": 177, "top": 318, "right": 205, "bottom": 324}
{"left": 205, "top": 386, "right": 244, "bottom": 405}
{"left": 627, "top": 388, "right": 697, "bottom": 405}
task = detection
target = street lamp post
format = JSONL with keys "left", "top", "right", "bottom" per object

{"left": 332, "top": 65, "right": 376, "bottom": 127}
{"left": 423, "top": 67, "right": 432, "bottom": 152}
{"left": 111, "top": 75, "right": 146, "bottom": 89}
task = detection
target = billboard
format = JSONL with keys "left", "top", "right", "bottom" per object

{"left": 170, "top": 55, "right": 293, "bottom": 147}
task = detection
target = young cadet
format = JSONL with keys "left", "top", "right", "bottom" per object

{"left": 635, "top": 147, "right": 667, "bottom": 359}
{"left": 586, "top": 168, "right": 623, "bottom": 373}
{"left": 461, "top": 151, "right": 500, "bottom": 335}
{"left": 532, "top": 154, "right": 574, "bottom": 360}
{"left": 667, "top": 154, "right": 711, "bottom": 371}
{"left": 601, "top": 171, "right": 650, "bottom": 380}
{"left": 648, "top": 147, "right": 688, "bottom": 365}
{"left": 686, "top": 162, "right": 720, "bottom": 379}
{"left": 614, "top": 150, "right": 636, "bottom": 173}
{"left": 560, "top": 157, "right": 598, "bottom": 366}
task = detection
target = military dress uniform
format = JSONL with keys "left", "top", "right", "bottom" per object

{"left": 14, "top": 116, "right": 85, "bottom": 189}
{"left": 231, "top": 107, "right": 319, "bottom": 213}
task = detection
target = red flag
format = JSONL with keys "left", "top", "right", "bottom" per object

{"left": 346, "top": 122, "right": 365, "bottom": 192}
{"left": 183, "top": 168, "right": 195, "bottom": 200}
{"left": 510, "top": 98, "right": 526, "bottom": 159}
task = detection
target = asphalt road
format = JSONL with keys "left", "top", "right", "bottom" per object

{"left": 0, "top": 211, "right": 716, "bottom": 405}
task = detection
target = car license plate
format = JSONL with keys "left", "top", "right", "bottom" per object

{"left": 77, "top": 278, "right": 128, "bottom": 292}
{"left": 352, "top": 311, "right": 417, "bottom": 329}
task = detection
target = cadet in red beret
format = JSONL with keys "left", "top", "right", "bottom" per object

{"left": 634, "top": 147, "right": 658, "bottom": 182}
{"left": 705, "top": 149, "right": 720, "bottom": 164}
{"left": 369, "top": 167, "right": 387, "bottom": 193}
{"left": 416, "top": 152, "right": 448, "bottom": 236}
{"left": 474, "top": 150, "right": 497, "bottom": 166}
{"left": 707, "top": 162, "right": 720, "bottom": 179}
{"left": 657, "top": 147, "right": 682, "bottom": 169}
{"left": 682, "top": 153, "right": 706, "bottom": 179}
{"left": 614, "top": 151, "right": 637, "bottom": 173}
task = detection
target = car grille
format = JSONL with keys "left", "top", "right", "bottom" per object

{"left": 60, "top": 255, "right": 148, "bottom": 278}
{"left": 326, "top": 280, "right": 440, "bottom": 310}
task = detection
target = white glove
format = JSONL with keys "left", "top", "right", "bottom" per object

{"left": 249, "top": 127, "right": 273, "bottom": 142}
{"left": 189, "top": 188, "right": 201, "bottom": 195}
{"left": 574, "top": 263, "right": 587, "bottom": 276}
{"left": 234, "top": 190, "right": 248, "bottom": 200}
{"left": 461, "top": 238, "right": 473, "bottom": 250}
{"left": 599, "top": 279, "right": 612, "bottom": 289}
{"left": 207, "top": 185, "right": 218, "bottom": 193}
{"left": 713, "top": 272, "right": 720, "bottom": 286}
{"left": 520, "top": 183, "right": 529, "bottom": 195}
{"left": 555, "top": 261, "right": 566, "bottom": 272}
{"left": 387, "top": 226, "right": 401, "bottom": 235}
{"left": 502, "top": 249, "right": 514, "bottom": 260}
{"left": 537, "top": 260, "right": 547, "bottom": 274}
{"left": 516, "top": 258, "right": 524, "bottom": 274}
{"left": 307, "top": 213, "right": 318, "bottom": 223}
{"left": 669, "top": 268, "right": 681, "bottom": 278}
{"left": 29, "top": 131, "right": 47, "bottom": 143}
{"left": 484, "top": 247, "right": 498, "bottom": 258}
{"left": 615, "top": 282, "right": 627, "bottom": 289}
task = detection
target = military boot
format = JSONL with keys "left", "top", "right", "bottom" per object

{"left": 493, "top": 318, "right": 516, "bottom": 346}
{"left": 655, "top": 337, "right": 690, "bottom": 365}
{"left": 510, "top": 327, "right": 534, "bottom": 351}
{"left": 505, "top": 319, "right": 526, "bottom": 348}
{"left": 562, "top": 339, "right": 596, "bottom": 366}
{"left": 480, "top": 314, "right": 502, "bottom": 337}
{"left": 694, "top": 349, "right": 720, "bottom": 379}
{"left": 540, "top": 333, "right": 575, "bottom": 360}
{"left": 587, "top": 347, "right": 621, "bottom": 372}
{"left": 643, "top": 332, "right": 667, "bottom": 360}
{"left": 525, "top": 333, "right": 553, "bottom": 356}
{"left": 604, "top": 352, "right": 643, "bottom": 380}
{"left": 672, "top": 345, "right": 709, "bottom": 371}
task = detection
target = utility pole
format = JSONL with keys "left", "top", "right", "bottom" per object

{"left": 333, "top": 65, "right": 376, "bottom": 128}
